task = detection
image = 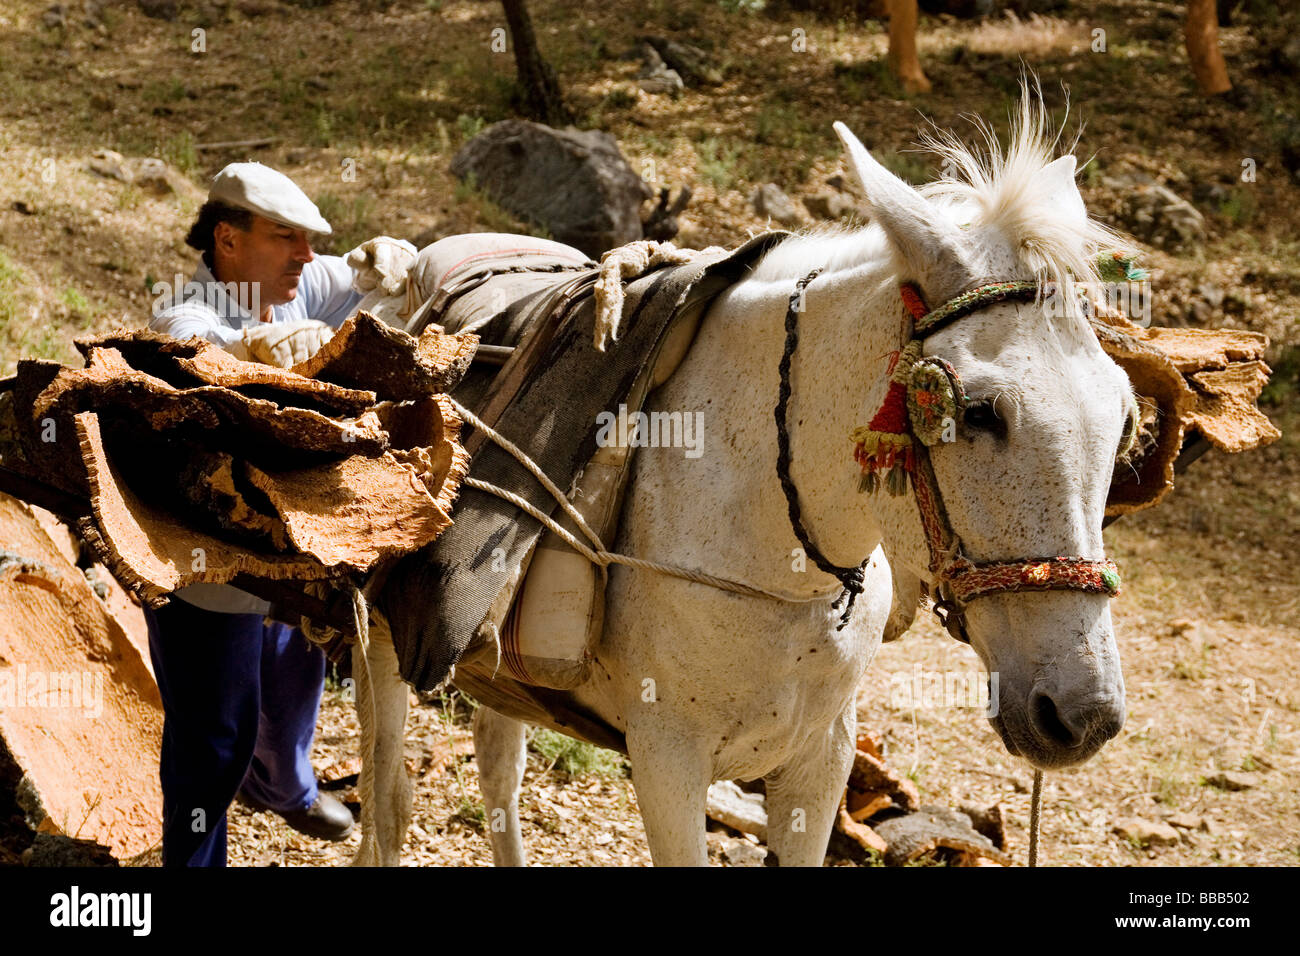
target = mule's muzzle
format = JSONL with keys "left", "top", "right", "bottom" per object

{"left": 993, "top": 687, "right": 1126, "bottom": 770}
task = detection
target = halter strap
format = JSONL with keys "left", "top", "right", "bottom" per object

{"left": 889, "top": 279, "right": 1121, "bottom": 643}
{"left": 903, "top": 279, "right": 1039, "bottom": 336}
{"left": 776, "top": 268, "right": 866, "bottom": 627}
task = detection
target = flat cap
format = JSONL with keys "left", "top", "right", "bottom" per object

{"left": 207, "top": 162, "right": 332, "bottom": 235}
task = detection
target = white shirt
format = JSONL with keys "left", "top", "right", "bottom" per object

{"left": 149, "top": 255, "right": 364, "bottom": 615}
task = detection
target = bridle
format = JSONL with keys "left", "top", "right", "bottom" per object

{"left": 776, "top": 270, "right": 1122, "bottom": 643}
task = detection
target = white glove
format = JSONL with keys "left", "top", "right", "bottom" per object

{"left": 346, "top": 236, "right": 417, "bottom": 298}
{"left": 240, "top": 320, "right": 334, "bottom": 368}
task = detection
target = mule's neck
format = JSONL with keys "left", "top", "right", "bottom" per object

{"left": 775, "top": 261, "right": 924, "bottom": 579}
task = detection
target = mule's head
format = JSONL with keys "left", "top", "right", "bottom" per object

{"left": 835, "top": 108, "right": 1137, "bottom": 769}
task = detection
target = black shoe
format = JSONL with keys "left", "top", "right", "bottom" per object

{"left": 239, "top": 790, "right": 356, "bottom": 842}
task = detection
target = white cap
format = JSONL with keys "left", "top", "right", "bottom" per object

{"left": 207, "top": 162, "right": 332, "bottom": 235}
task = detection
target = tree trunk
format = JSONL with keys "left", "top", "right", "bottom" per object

{"left": 887, "top": 0, "right": 931, "bottom": 94}
{"left": 501, "top": 0, "right": 573, "bottom": 127}
{"left": 1186, "top": 0, "right": 1232, "bottom": 95}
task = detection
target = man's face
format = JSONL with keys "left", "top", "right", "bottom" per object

{"left": 212, "top": 214, "right": 315, "bottom": 309}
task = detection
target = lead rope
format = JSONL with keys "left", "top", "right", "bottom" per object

{"left": 1029, "top": 769, "right": 1043, "bottom": 867}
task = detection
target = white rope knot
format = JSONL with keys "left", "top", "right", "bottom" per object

{"left": 592, "top": 240, "right": 723, "bottom": 351}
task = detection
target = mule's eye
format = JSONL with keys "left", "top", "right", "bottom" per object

{"left": 963, "top": 399, "right": 1005, "bottom": 437}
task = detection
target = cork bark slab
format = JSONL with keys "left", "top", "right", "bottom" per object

{"left": 35, "top": 347, "right": 389, "bottom": 461}
{"left": 76, "top": 330, "right": 376, "bottom": 416}
{"left": 1091, "top": 314, "right": 1279, "bottom": 513}
{"left": 1187, "top": 362, "right": 1281, "bottom": 453}
{"left": 290, "top": 311, "right": 478, "bottom": 401}
{"left": 75, "top": 412, "right": 334, "bottom": 606}
{"left": 0, "top": 493, "right": 163, "bottom": 860}
{"left": 1091, "top": 317, "right": 1194, "bottom": 516}
{"left": 872, "top": 806, "right": 1011, "bottom": 867}
{"left": 1135, "top": 326, "right": 1268, "bottom": 374}
{"left": 244, "top": 451, "right": 462, "bottom": 569}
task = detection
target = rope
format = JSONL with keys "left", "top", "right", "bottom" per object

{"left": 774, "top": 268, "right": 866, "bottom": 628}
{"left": 461, "top": 477, "right": 831, "bottom": 604}
{"left": 1029, "top": 769, "right": 1043, "bottom": 867}
{"left": 350, "top": 585, "right": 378, "bottom": 854}
{"left": 449, "top": 401, "right": 836, "bottom": 606}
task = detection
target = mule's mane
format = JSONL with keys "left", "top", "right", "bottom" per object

{"left": 751, "top": 89, "right": 1126, "bottom": 299}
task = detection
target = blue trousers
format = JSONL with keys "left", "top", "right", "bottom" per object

{"left": 144, "top": 599, "right": 325, "bottom": 867}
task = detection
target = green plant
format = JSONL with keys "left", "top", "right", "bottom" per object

{"left": 161, "top": 131, "right": 197, "bottom": 175}
{"left": 1218, "top": 187, "right": 1258, "bottom": 226}
{"left": 695, "top": 136, "right": 743, "bottom": 192}
{"left": 60, "top": 287, "right": 90, "bottom": 317}
{"left": 452, "top": 795, "right": 486, "bottom": 831}
{"left": 528, "top": 728, "right": 628, "bottom": 777}
{"left": 143, "top": 78, "right": 187, "bottom": 104}
{"left": 456, "top": 113, "right": 487, "bottom": 142}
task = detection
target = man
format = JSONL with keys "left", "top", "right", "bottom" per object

{"left": 147, "top": 162, "right": 414, "bottom": 866}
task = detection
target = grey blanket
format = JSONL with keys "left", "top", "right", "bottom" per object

{"left": 380, "top": 233, "right": 788, "bottom": 691}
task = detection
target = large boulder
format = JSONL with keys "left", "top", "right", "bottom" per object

{"left": 451, "top": 120, "right": 651, "bottom": 258}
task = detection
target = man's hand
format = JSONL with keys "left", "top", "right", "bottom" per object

{"left": 346, "top": 236, "right": 417, "bottom": 298}
{"left": 240, "top": 319, "right": 334, "bottom": 368}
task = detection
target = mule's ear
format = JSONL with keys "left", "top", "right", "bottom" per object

{"left": 833, "top": 121, "right": 972, "bottom": 299}
{"left": 1035, "top": 154, "right": 1087, "bottom": 225}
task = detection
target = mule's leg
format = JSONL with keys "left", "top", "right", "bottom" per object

{"left": 762, "top": 699, "right": 856, "bottom": 867}
{"left": 471, "top": 706, "right": 529, "bottom": 866}
{"left": 627, "top": 727, "right": 711, "bottom": 866}
{"left": 352, "top": 618, "right": 412, "bottom": 867}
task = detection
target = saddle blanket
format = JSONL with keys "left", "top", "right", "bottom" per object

{"left": 379, "top": 231, "right": 789, "bottom": 691}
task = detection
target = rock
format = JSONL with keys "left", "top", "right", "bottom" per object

{"left": 22, "top": 832, "right": 118, "bottom": 867}
{"left": 451, "top": 120, "right": 651, "bottom": 258}
{"left": 87, "top": 149, "right": 131, "bottom": 183}
{"left": 751, "top": 182, "right": 801, "bottom": 227}
{"left": 803, "top": 191, "right": 857, "bottom": 220}
{"left": 1104, "top": 173, "right": 1206, "bottom": 251}
{"left": 721, "top": 837, "right": 767, "bottom": 866}
{"left": 136, "top": 0, "right": 178, "bottom": 20}
{"left": 706, "top": 779, "right": 767, "bottom": 840}
{"left": 1167, "top": 813, "right": 1207, "bottom": 831}
{"left": 42, "top": 4, "right": 65, "bottom": 28}
{"left": 638, "top": 71, "right": 683, "bottom": 97}
{"left": 10, "top": 200, "right": 35, "bottom": 216}
{"left": 1113, "top": 817, "right": 1181, "bottom": 847}
{"left": 640, "top": 36, "right": 722, "bottom": 86}
{"left": 86, "top": 152, "right": 200, "bottom": 200}
{"left": 636, "top": 43, "right": 684, "bottom": 97}
{"left": 1206, "top": 771, "right": 1260, "bottom": 791}
{"left": 131, "top": 157, "right": 181, "bottom": 195}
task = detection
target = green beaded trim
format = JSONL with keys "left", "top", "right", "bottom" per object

{"left": 913, "top": 280, "right": 1039, "bottom": 337}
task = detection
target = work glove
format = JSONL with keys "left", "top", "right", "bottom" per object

{"left": 239, "top": 319, "right": 334, "bottom": 368}
{"left": 346, "top": 236, "right": 417, "bottom": 298}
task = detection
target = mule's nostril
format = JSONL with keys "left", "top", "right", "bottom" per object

{"left": 1030, "top": 690, "right": 1081, "bottom": 748}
